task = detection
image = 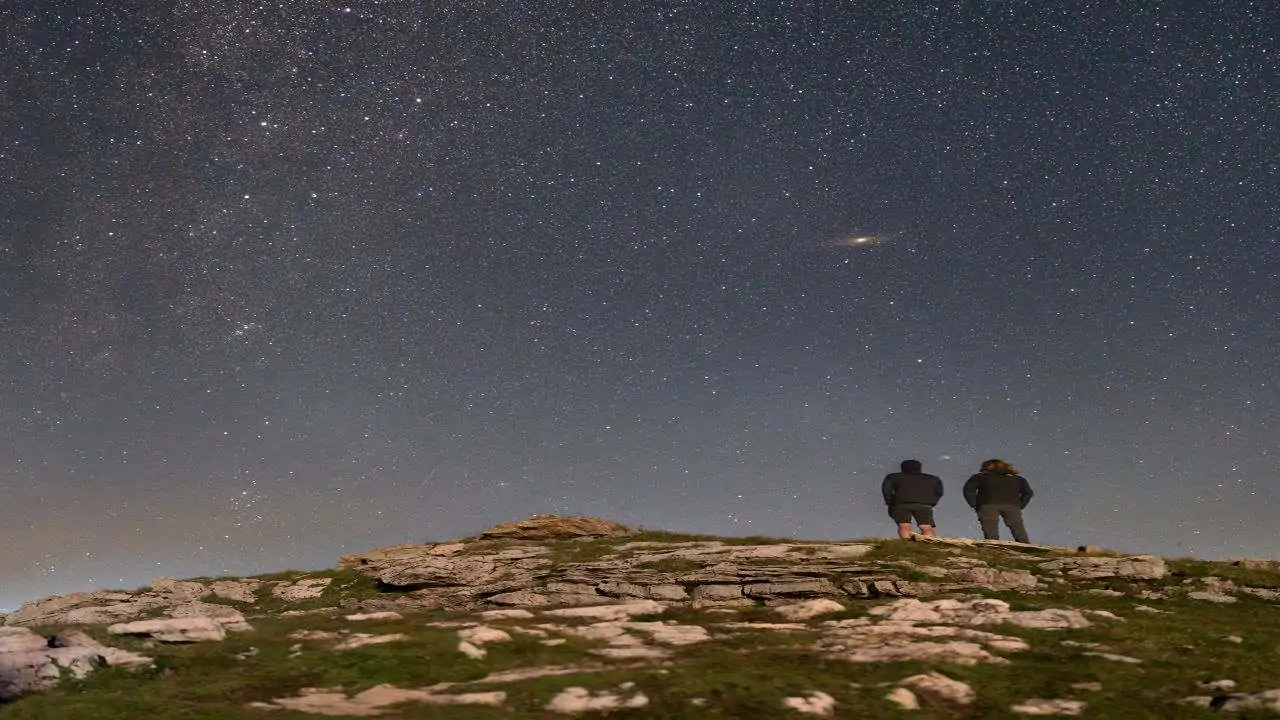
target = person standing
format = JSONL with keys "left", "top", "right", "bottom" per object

{"left": 962, "top": 459, "right": 1034, "bottom": 543}
{"left": 882, "top": 459, "right": 944, "bottom": 539}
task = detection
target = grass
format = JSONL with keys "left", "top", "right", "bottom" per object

{"left": 1166, "top": 558, "right": 1280, "bottom": 589}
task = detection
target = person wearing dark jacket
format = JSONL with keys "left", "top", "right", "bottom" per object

{"left": 882, "top": 459, "right": 944, "bottom": 539}
{"left": 962, "top": 459, "right": 1034, "bottom": 543}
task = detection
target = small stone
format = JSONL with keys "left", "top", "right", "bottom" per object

{"left": 774, "top": 599, "right": 846, "bottom": 621}
{"left": 479, "top": 608, "right": 535, "bottom": 620}
{"left": 783, "top": 691, "right": 837, "bottom": 716}
{"left": 457, "top": 640, "right": 486, "bottom": 659}
{"left": 1011, "top": 698, "right": 1087, "bottom": 715}
{"left": 457, "top": 626, "right": 513, "bottom": 645}
{"left": 1070, "top": 682, "right": 1102, "bottom": 691}
{"left": 1081, "top": 652, "right": 1142, "bottom": 664}
{"left": 884, "top": 687, "right": 920, "bottom": 710}
{"left": 1197, "top": 679, "right": 1236, "bottom": 692}
{"left": 344, "top": 611, "right": 403, "bottom": 621}
{"left": 900, "top": 671, "right": 976, "bottom": 705}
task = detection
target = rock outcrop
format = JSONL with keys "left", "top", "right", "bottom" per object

{"left": 476, "top": 514, "right": 637, "bottom": 540}
{"left": 337, "top": 533, "right": 1049, "bottom": 613}
{"left": 2, "top": 515, "right": 1275, "bottom": 714}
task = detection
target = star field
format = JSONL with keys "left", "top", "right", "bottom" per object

{"left": 0, "top": 1, "right": 1276, "bottom": 609}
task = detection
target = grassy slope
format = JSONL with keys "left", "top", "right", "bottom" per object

{"left": 2, "top": 537, "right": 1278, "bottom": 719}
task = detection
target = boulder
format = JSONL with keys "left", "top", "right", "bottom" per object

{"left": 479, "top": 515, "right": 637, "bottom": 540}
{"left": 774, "top": 599, "right": 846, "bottom": 621}
{"left": 0, "top": 627, "right": 151, "bottom": 701}
{"left": 166, "top": 602, "right": 252, "bottom": 632}
{"left": 108, "top": 617, "right": 227, "bottom": 643}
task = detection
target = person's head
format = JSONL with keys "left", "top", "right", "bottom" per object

{"left": 901, "top": 459, "right": 922, "bottom": 473}
{"left": 981, "top": 458, "right": 1018, "bottom": 474}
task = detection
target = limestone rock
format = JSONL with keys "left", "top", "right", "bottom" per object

{"left": 1071, "top": 682, "right": 1103, "bottom": 691}
{"left": 479, "top": 515, "right": 636, "bottom": 540}
{"left": 345, "top": 611, "right": 404, "bottom": 621}
{"left": 546, "top": 685, "right": 649, "bottom": 713}
{"left": 1038, "top": 555, "right": 1166, "bottom": 580}
{"left": 458, "top": 640, "right": 487, "bottom": 659}
{"left": 1081, "top": 651, "right": 1142, "bottom": 664}
{"left": 457, "top": 625, "right": 513, "bottom": 646}
{"left": 744, "top": 579, "right": 841, "bottom": 597}
{"left": 885, "top": 687, "right": 921, "bottom": 710}
{"left": 542, "top": 600, "right": 664, "bottom": 621}
{"left": 622, "top": 621, "right": 710, "bottom": 645}
{"left": 783, "top": 690, "right": 837, "bottom": 715}
{"left": 345, "top": 545, "right": 547, "bottom": 596}
{"left": 900, "top": 671, "right": 976, "bottom": 705}
{"left": 945, "top": 567, "right": 1039, "bottom": 590}
{"left": 0, "top": 627, "right": 152, "bottom": 701}
{"left": 263, "top": 684, "right": 505, "bottom": 715}
{"left": 478, "top": 608, "right": 535, "bottom": 620}
{"left": 1011, "top": 698, "right": 1088, "bottom": 715}
{"left": 0, "top": 627, "right": 48, "bottom": 654}
{"left": 4, "top": 591, "right": 161, "bottom": 627}
{"left": 108, "top": 617, "right": 227, "bottom": 643}
{"left": 774, "top": 599, "right": 845, "bottom": 621}
{"left": 166, "top": 602, "right": 252, "bottom": 632}
{"left": 209, "top": 580, "right": 263, "bottom": 604}
{"left": 272, "top": 578, "right": 333, "bottom": 602}
{"left": 1198, "top": 679, "right": 1236, "bottom": 692}
{"left": 868, "top": 598, "right": 1092, "bottom": 630}
{"left": 332, "top": 633, "right": 408, "bottom": 651}
{"left": 148, "top": 577, "right": 208, "bottom": 602}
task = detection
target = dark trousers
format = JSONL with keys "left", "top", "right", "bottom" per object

{"left": 977, "top": 505, "right": 1029, "bottom": 543}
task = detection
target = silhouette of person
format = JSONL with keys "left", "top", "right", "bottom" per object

{"left": 882, "top": 459, "right": 944, "bottom": 539}
{"left": 962, "top": 459, "right": 1034, "bottom": 543}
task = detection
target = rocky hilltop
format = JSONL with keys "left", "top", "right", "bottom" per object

{"left": 2, "top": 515, "right": 1279, "bottom": 718}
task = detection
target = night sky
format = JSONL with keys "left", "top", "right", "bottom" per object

{"left": 1, "top": 1, "right": 1276, "bottom": 611}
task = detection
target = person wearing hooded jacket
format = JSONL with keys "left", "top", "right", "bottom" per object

{"left": 881, "top": 459, "right": 944, "bottom": 539}
{"left": 962, "top": 459, "right": 1034, "bottom": 543}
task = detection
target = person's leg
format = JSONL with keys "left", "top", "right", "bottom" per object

{"left": 976, "top": 506, "right": 1001, "bottom": 539}
{"left": 1001, "top": 508, "right": 1030, "bottom": 543}
{"left": 889, "top": 505, "right": 914, "bottom": 539}
{"left": 914, "top": 505, "right": 937, "bottom": 537}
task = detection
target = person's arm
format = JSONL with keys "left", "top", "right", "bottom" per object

{"left": 1019, "top": 476, "right": 1034, "bottom": 508}
{"left": 882, "top": 475, "right": 896, "bottom": 505}
{"left": 962, "top": 476, "right": 979, "bottom": 508}
{"left": 933, "top": 476, "right": 944, "bottom": 505}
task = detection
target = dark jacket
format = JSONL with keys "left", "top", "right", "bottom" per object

{"left": 962, "top": 472, "right": 1034, "bottom": 509}
{"left": 882, "top": 472, "right": 944, "bottom": 506}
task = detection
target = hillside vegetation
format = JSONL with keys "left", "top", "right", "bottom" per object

{"left": 1, "top": 516, "right": 1278, "bottom": 719}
